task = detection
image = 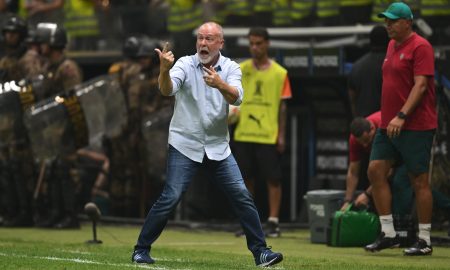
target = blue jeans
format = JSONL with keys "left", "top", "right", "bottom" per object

{"left": 135, "top": 145, "right": 267, "bottom": 256}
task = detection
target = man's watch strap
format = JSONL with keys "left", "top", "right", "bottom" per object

{"left": 397, "top": 111, "right": 407, "bottom": 119}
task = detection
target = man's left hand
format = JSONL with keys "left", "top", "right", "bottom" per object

{"left": 203, "top": 66, "right": 221, "bottom": 88}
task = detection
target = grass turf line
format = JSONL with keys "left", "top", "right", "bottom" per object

{"left": 0, "top": 224, "right": 449, "bottom": 270}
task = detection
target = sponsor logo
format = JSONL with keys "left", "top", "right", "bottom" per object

{"left": 313, "top": 55, "right": 338, "bottom": 67}
{"left": 283, "top": 55, "right": 309, "bottom": 68}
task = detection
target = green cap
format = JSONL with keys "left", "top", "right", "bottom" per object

{"left": 378, "top": 2, "right": 413, "bottom": 20}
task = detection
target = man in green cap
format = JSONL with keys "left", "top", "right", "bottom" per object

{"left": 364, "top": 2, "right": 436, "bottom": 256}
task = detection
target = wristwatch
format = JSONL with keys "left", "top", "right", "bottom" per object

{"left": 397, "top": 111, "right": 407, "bottom": 119}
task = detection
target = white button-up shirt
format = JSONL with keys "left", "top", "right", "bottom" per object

{"left": 167, "top": 53, "right": 244, "bottom": 162}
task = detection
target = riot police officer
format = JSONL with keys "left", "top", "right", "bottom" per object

{"left": 35, "top": 22, "right": 82, "bottom": 100}
{"left": 0, "top": 15, "right": 34, "bottom": 227}
{"left": 107, "top": 35, "right": 170, "bottom": 216}
{"left": 0, "top": 15, "right": 27, "bottom": 82}
{"left": 18, "top": 26, "right": 48, "bottom": 79}
{"left": 33, "top": 22, "right": 83, "bottom": 228}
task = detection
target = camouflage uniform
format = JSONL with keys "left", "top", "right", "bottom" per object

{"left": 107, "top": 60, "right": 149, "bottom": 217}
{"left": 18, "top": 27, "right": 49, "bottom": 94}
{"left": 0, "top": 16, "right": 34, "bottom": 227}
{"left": 44, "top": 58, "right": 82, "bottom": 98}
{"left": 107, "top": 36, "right": 172, "bottom": 216}
{"left": 33, "top": 23, "right": 83, "bottom": 228}
{"left": 0, "top": 46, "right": 26, "bottom": 81}
{"left": 18, "top": 48, "right": 47, "bottom": 79}
{"left": 0, "top": 16, "right": 27, "bottom": 81}
{"left": 39, "top": 58, "right": 83, "bottom": 228}
{"left": 0, "top": 95, "right": 35, "bottom": 226}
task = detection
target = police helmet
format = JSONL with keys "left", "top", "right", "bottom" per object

{"left": 123, "top": 35, "right": 160, "bottom": 63}
{"left": 25, "top": 27, "right": 40, "bottom": 44}
{"left": 122, "top": 36, "right": 140, "bottom": 59}
{"left": 36, "top": 23, "right": 67, "bottom": 48}
{"left": 2, "top": 16, "right": 27, "bottom": 40}
{"left": 137, "top": 36, "right": 161, "bottom": 62}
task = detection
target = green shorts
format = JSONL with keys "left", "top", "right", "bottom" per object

{"left": 370, "top": 129, "right": 435, "bottom": 174}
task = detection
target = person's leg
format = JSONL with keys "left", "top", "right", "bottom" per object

{"left": 397, "top": 130, "right": 434, "bottom": 255}
{"left": 0, "top": 156, "right": 17, "bottom": 224}
{"left": 431, "top": 189, "right": 450, "bottom": 210}
{"left": 391, "top": 165, "right": 417, "bottom": 246}
{"left": 9, "top": 155, "right": 32, "bottom": 226}
{"left": 267, "top": 180, "right": 281, "bottom": 221}
{"left": 409, "top": 172, "right": 433, "bottom": 241}
{"left": 208, "top": 153, "right": 266, "bottom": 255}
{"left": 368, "top": 159, "right": 395, "bottom": 233}
{"left": 209, "top": 153, "right": 283, "bottom": 266}
{"left": 233, "top": 142, "right": 256, "bottom": 195}
{"left": 54, "top": 157, "right": 79, "bottom": 229}
{"left": 365, "top": 130, "right": 400, "bottom": 251}
{"left": 232, "top": 142, "right": 257, "bottom": 236}
{"left": 134, "top": 145, "right": 199, "bottom": 252}
{"left": 391, "top": 165, "right": 414, "bottom": 216}
{"left": 431, "top": 189, "right": 450, "bottom": 236}
{"left": 257, "top": 144, "right": 282, "bottom": 237}
{"left": 44, "top": 160, "right": 64, "bottom": 227}
{"left": 266, "top": 179, "right": 281, "bottom": 238}
{"left": 403, "top": 172, "right": 433, "bottom": 255}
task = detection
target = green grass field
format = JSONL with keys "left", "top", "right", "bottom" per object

{"left": 0, "top": 224, "right": 449, "bottom": 269}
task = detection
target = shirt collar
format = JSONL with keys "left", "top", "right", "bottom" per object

{"left": 195, "top": 52, "right": 223, "bottom": 72}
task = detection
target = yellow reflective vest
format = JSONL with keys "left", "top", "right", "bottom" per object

{"left": 168, "top": 0, "right": 203, "bottom": 32}
{"left": 234, "top": 60, "right": 288, "bottom": 145}
{"left": 317, "top": 0, "right": 340, "bottom": 18}
{"left": 421, "top": 0, "right": 450, "bottom": 17}
{"left": 272, "top": 0, "right": 292, "bottom": 26}
{"left": 64, "top": 0, "right": 99, "bottom": 38}
{"left": 291, "top": 0, "right": 314, "bottom": 21}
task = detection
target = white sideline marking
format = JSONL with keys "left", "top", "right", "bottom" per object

{"left": 0, "top": 252, "right": 191, "bottom": 270}
{"left": 164, "top": 242, "right": 235, "bottom": 246}
{"left": 61, "top": 249, "right": 92, "bottom": 255}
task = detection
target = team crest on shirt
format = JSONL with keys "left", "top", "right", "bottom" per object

{"left": 400, "top": 53, "right": 404, "bottom": 60}
{"left": 254, "top": 80, "right": 263, "bottom": 96}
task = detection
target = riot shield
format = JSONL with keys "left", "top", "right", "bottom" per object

{"left": 24, "top": 75, "right": 127, "bottom": 160}
{"left": 431, "top": 86, "right": 450, "bottom": 195}
{"left": 74, "top": 75, "right": 127, "bottom": 147}
{"left": 23, "top": 99, "right": 77, "bottom": 160}
{"left": 0, "top": 81, "right": 31, "bottom": 148}
{"left": 27, "top": 74, "right": 48, "bottom": 102}
{"left": 141, "top": 105, "right": 173, "bottom": 182}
